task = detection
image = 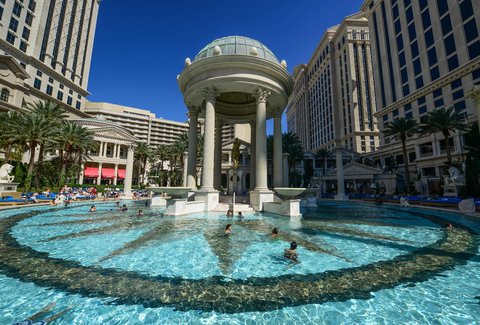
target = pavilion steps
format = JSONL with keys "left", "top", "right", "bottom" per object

{"left": 213, "top": 203, "right": 255, "bottom": 213}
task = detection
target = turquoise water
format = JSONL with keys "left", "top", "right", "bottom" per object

{"left": 0, "top": 201, "right": 478, "bottom": 324}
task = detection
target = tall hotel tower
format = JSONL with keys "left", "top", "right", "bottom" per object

{"left": 361, "top": 0, "right": 480, "bottom": 179}
{"left": 287, "top": 12, "right": 379, "bottom": 154}
{"left": 0, "top": 0, "right": 100, "bottom": 116}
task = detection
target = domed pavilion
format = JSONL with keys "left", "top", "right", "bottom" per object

{"left": 178, "top": 36, "right": 293, "bottom": 211}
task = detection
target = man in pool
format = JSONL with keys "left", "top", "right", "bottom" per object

{"left": 284, "top": 241, "right": 299, "bottom": 262}
{"left": 89, "top": 205, "right": 96, "bottom": 212}
{"left": 272, "top": 228, "right": 279, "bottom": 238}
{"left": 12, "top": 302, "right": 71, "bottom": 325}
{"left": 137, "top": 210, "right": 144, "bottom": 217}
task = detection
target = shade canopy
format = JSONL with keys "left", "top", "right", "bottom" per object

{"left": 102, "top": 168, "right": 115, "bottom": 179}
{"left": 84, "top": 167, "right": 98, "bottom": 178}
{"left": 117, "top": 169, "right": 126, "bottom": 179}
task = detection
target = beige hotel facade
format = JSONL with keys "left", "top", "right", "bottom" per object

{"left": 287, "top": 12, "right": 380, "bottom": 154}
{"left": 361, "top": 0, "right": 480, "bottom": 191}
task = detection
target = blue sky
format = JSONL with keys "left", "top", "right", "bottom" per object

{"left": 88, "top": 0, "right": 364, "bottom": 131}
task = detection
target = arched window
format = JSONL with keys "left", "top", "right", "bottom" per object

{"left": 0, "top": 88, "right": 9, "bottom": 102}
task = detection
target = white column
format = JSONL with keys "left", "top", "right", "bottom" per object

{"left": 253, "top": 88, "right": 270, "bottom": 190}
{"left": 98, "top": 142, "right": 104, "bottom": 157}
{"left": 214, "top": 118, "right": 223, "bottom": 190}
{"left": 113, "top": 164, "right": 118, "bottom": 186}
{"left": 186, "top": 107, "right": 199, "bottom": 189}
{"left": 249, "top": 120, "right": 256, "bottom": 190}
{"left": 183, "top": 155, "right": 188, "bottom": 187}
{"left": 357, "top": 42, "right": 368, "bottom": 130}
{"left": 78, "top": 163, "right": 85, "bottom": 185}
{"left": 124, "top": 146, "right": 134, "bottom": 195}
{"left": 97, "top": 163, "right": 103, "bottom": 185}
{"left": 201, "top": 87, "right": 218, "bottom": 191}
{"left": 335, "top": 143, "right": 347, "bottom": 200}
{"left": 365, "top": 43, "right": 378, "bottom": 131}
{"left": 273, "top": 108, "right": 283, "bottom": 188}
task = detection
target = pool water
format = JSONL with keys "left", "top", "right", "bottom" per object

{"left": 0, "top": 201, "right": 479, "bottom": 324}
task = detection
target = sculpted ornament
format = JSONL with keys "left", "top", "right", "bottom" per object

{"left": 203, "top": 86, "right": 219, "bottom": 102}
{"left": 253, "top": 88, "right": 271, "bottom": 103}
{"left": 0, "top": 164, "right": 15, "bottom": 183}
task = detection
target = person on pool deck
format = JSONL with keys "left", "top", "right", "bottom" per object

{"left": 272, "top": 227, "right": 279, "bottom": 238}
{"left": 284, "top": 241, "right": 299, "bottom": 262}
{"left": 89, "top": 205, "right": 96, "bottom": 212}
{"left": 225, "top": 224, "right": 232, "bottom": 236}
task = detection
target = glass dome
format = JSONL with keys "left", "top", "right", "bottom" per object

{"left": 194, "top": 36, "right": 280, "bottom": 64}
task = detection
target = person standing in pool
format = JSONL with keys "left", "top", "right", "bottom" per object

{"left": 89, "top": 205, "right": 96, "bottom": 212}
{"left": 284, "top": 241, "right": 299, "bottom": 263}
{"left": 225, "top": 224, "right": 232, "bottom": 236}
{"left": 272, "top": 228, "right": 279, "bottom": 238}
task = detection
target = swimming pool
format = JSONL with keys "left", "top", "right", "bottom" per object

{"left": 0, "top": 201, "right": 478, "bottom": 324}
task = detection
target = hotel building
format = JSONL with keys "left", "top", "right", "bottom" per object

{"left": 0, "top": 0, "right": 100, "bottom": 116}
{"left": 287, "top": 12, "right": 379, "bottom": 154}
{"left": 361, "top": 0, "right": 480, "bottom": 186}
{"left": 85, "top": 102, "right": 189, "bottom": 147}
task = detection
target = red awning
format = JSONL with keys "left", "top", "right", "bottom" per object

{"left": 117, "top": 169, "right": 126, "bottom": 179}
{"left": 84, "top": 167, "right": 99, "bottom": 178}
{"left": 102, "top": 168, "right": 115, "bottom": 179}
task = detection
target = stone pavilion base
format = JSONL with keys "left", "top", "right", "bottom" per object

{"left": 249, "top": 189, "right": 274, "bottom": 212}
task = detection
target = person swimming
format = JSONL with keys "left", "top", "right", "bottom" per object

{"left": 12, "top": 302, "right": 71, "bottom": 325}
{"left": 120, "top": 204, "right": 128, "bottom": 212}
{"left": 272, "top": 227, "right": 279, "bottom": 237}
{"left": 89, "top": 205, "right": 96, "bottom": 212}
{"left": 225, "top": 224, "right": 232, "bottom": 236}
{"left": 226, "top": 209, "right": 233, "bottom": 217}
{"left": 284, "top": 241, "right": 299, "bottom": 262}
{"left": 137, "top": 210, "right": 144, "bottom": 217}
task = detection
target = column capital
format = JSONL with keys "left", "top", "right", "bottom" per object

{"left": 253, "top": 88, "right": 271, "bottom": 103}
{"left": 187, "top": 106, "right": 201, "bottom": 118}
{"left": 272, "top": 107, "right": 283, "bottom": 118}
{"left": 203, "top": 86, "right": 219, "bottom": 102}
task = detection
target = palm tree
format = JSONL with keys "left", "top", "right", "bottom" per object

{"left": 25, "top": 101, "right": 67, "bottom": 188}
{"left": 134, "top": 142, "right": 151, "bottom": 185}
{"left": 0, "top": 111, "right": 23, "bottom": 162}
{"left": 316, "top": 148, "right": 331, "bottom": 176}
{"left": 54, "top": 121, "right": 95, "bottom": 186}
{"left": 151, "top": 144, "right": 169, "bottom": 186}
{"left": 9, "top": 112, "right": 56, "bottom": 190}
{"left": 420, "top": 107, "right": 470, "bottom": 165}
{"left": 282, "top": 132, "right": 304, "bottom": 186}
{"left": 384, "top": 117, "right": 418, "bottom": 194}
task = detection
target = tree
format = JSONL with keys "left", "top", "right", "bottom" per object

{"left": 54, "top": 121, "right": 95, "bottom": 186}
{"left": 150, "top": 144, "right": 169, "bottom": 186}
{"left": 25, "top": 101, "right": 67, "bottom": 188}
{"left": 464, "top": 122, "right": 480, "bottom": 196}
{"left": 384, "top": 117, "right": 418, "bottom": 194}
{"left": 134, "top": 142, "right": 151, "bottom": 185}
{"left": 420, "top": 107, "right": 470, "bottom": 165}
{"left": 282, "top": 132, "right": 304, "bottom": 187}
{"left": 9, "top": 112, "right": 57, "bottom": 190}
{"left": 316, "top": 148, "right": 331, "bottom": 176}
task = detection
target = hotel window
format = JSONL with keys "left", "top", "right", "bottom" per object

{"left": 436, "top": 0, "right": 449, "bottom": 17}
{"left": 19, "top": 40, "right": 27, "bottom": 52}
{"left": 25, "top": 12, "right": 32, "bottom": 26}
{"left": 13, "top": 2, "right": 22, "bottom": 17}
{"left": 0, "top": 88, "right": 9, "bottom": 102}
{"left": 447, "top": 55, "right": 459, "bottom": 70}
{"left": 419, "top": 142, "right": 433, "bottom": 156}
{"left": 33, "top": 78, "right": 41, "bottom": 90}
{"left": 9, "top": 17, "right": 19, "bottom": 32}
{"left": 57, "top": 91, "right": 63, "bottom": 101}
{"left": 440, "top": 15, "right": 452, "bottom": 35}
{"left": 0, "top": 6, "right": 3, "bottom": 21}
{"left": 48, "top": 77, "right": 53, "bottom": 83}
{"left": 59, "top": 84, "right": 64, "bottom": 89}
{"left": 76, "top": 101, "right": 81, "bottom": 109}
{"left": 439, "top": 138, "right": 454, "bottom": 151}
{"left": 46, "top": 85, "right": 52, "bottom": 95}
{"left": 460, "top": 0, "right": 474, "bottom": 21}
{"left": 22, "top": 27, "right": 30, "bottom": 40}
{"left": 67, "top": 96, "right": 72, "bottom": 105}
{"left": 28, "top": 0, "right": 36, "bottom": 12}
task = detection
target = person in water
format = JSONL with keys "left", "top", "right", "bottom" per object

{"left": 225, "top": 224, "right": 232, "bottom": 236}
{"left": 237, "top": 211, "right": 243, "bottom": 218}
{"left": 226, "top": 209, "right": 233, "bottom": 217}
{"left": 89, "top": 205, "right": 96, "bottom": 212}
{"left": 12, "top": 302, "right": 71, "bottom": 325}
{"left": 445, "top": 223, "right": 454, "bottom": 229}
{"left": 272, "top": 228, "right": 279, "bottom": 237}
{"left": 120, "top": 204, "right": 128, "bottom": 212}
{"left": 284, "top": 241, "right": 299, "bottom": 262}
{"left": 137, "top": 210, "right": 144, "bottom": 217}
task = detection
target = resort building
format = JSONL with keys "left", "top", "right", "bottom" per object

{"left": 0, "top": 0, "right": 100, "bottom": 116}
{"left": 287, "top": 12, "right": 380, "bottom": 154}
{"left": 361, "top": 0, "right": 480, "bottom": 192}
{"left": 84, "top": 102, "right": 189, "bottom": 147}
